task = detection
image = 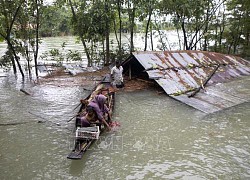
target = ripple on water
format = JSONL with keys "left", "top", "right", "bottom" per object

{"left": 1, "top": 75, "right": 250, "bottom": 179}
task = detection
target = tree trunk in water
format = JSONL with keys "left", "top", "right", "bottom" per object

{"left": 105, "top": 32, "right": 110, "bottom": 65}
{"left": 176, "top": 28, "right": 182, "bottom": 50}
{"left": 105, "top": 0, "right": 110, "bottom": 65}
{"left": 181, "top": 20, "right": 189, "bottom": 50}
{"left": 228, "top": 42, "right": 233, "bottom": 54}
{"left": 11, "top": 56, "right": 17, "bottom": 74}
{"left": 219, "top": 8, "right": 226, "bottom": 52}
{"left": 129, "top": 7, "right": 136, "bottom": 54}
{"left": 203, "top": 5, "right": 210, "bottom": 51}
{"left": 34, "top": 0, "right": 39, "bottom": 78}
{"left": 117, "top": 0, "right": 122, "bottom": 59}
{"left": 144, "top": 8, "right": 152, "bottom": 51}
{"left": 8, "top": 46, "right": 17, "bottom": 74}
{"left": 68, "top": 0, "right": 91, "bottom": 66}
{"left": 2, "top": 0, "right": 23, "bottom": 77}
{"left": 25, "top": 45, "right": 32, "bottom": 78}
{"left": 113, "top": 20, "right": 119, "bottom": 46}
{"left": 214, "top": 23, "right": 218, "bottom": 52}
{"left": 80, "top": 37, "right": 91, "bottom": 67}
{"left": 153, "top": 12, "right": 168, "bottom": 51}
{"left": 150, "top": 24, "right": 153, "bottom": 51}
{"left": 233, "top": 20, "right": 241, "bottom": 54}
{"left": 7, "top": 39, "right": 24, "bottom": 78}
{"left": 102, "top": 38, "right": 105, "bottom": 65}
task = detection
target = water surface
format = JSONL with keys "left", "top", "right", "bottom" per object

{"left": 0, "top": 75, "right": 249, "bottom": 179}
{"left": 0, "top": 36, "right": 250, "bottom": 179}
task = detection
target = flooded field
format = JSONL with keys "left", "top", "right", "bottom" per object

{"left": 0, "top": 36, "right": 249, "bottom": 179}
{"left": 0, "top": 73, "right": 250, "bottom": 179}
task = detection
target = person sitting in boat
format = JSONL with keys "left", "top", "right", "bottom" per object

{"left": 80, "top": 94, "right": 111, "bottom": 130}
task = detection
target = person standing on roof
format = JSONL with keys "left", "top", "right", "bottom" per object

{"left": 111, "top": 61, "right": 124, "bottom": 88}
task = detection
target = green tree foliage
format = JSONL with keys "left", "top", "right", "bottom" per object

{"left": 0, "top": 0, "right": 26, "bottom": 77}
{"left": 1, "top": 0, "right": 249, "bottom": 78}
{"left": 158, "top": 0, "right": 249, "bottom": 58}
{"left": 224, "top": 0, "right": 250, "bottom": 57}
{"left": 40, "top": 5, "right": 72, "bottom": 37}
{"left": 160, "top": 0, "right": 220, "bottom": 50}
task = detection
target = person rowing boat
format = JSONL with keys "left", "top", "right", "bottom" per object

{"left": 67, "top": 75, "right": 116, "bottom": 160}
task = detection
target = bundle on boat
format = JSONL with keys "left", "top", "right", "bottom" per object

{"left": 67, "top": 75, "right": 115, "bottom": 160}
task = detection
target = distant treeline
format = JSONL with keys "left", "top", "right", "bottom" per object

{"left": 0, "top": 0, "right": 249, "bottom": 78}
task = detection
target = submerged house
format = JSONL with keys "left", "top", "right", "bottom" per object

{"left": 122, "top": 50, "right": 250, "bottom": 113}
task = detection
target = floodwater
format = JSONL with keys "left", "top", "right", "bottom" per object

{"left": 0, "top": 36, "right": 250, "bottom": 179}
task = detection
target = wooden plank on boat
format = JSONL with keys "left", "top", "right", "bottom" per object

{"left": 67, "top": 141, "right": 92, "bottom": 160}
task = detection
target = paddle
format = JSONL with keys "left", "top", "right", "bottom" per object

{"left": 0, "top": 112, "right": 60, "bottom": 126}
{"left": 67, "top": 114, "right": 78, "bottom": 122}
{"left": 20, "top": 88, "right": 31, "bottom": 95}
{"left": 72, "top": 103, "right": 82, "bottom": 111}
{"left": 0, "top": 122, "right": 31, "bottom": 126}
{"left": 28, "top": 111, "right": 61, "bottom": 126}
{"left": 83, "top": 87, "right": 91, "bottom": 91}
{"left": 67, "top": 110, "right": 85, "bottom": 122}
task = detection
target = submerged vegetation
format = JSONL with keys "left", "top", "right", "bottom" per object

{"left": 0, "top": 0, "right": 249, "bottom": 78}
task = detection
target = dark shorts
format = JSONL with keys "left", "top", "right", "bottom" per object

{"left": 76, "top": 117, "right": 90, "bottom": 127}
{"left": 116, "top": 82, "right": 124, "bottom": 88}
{"left": 80, "top": 117, "right": 90, "bottom": 127}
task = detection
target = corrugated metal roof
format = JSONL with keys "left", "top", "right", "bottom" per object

{"left": 126, "top": 50, "right": 250, "bottom": 113}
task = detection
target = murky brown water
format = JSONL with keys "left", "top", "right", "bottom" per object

{"left": 0, "top": 37, "right": 250, "bottom": 179}
{"left": 0, "top": 74, "right": 250, "bottom": 179}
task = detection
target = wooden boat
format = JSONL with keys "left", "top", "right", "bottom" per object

{"left": 67, "top": 75, "right": 115, "bottom": 160}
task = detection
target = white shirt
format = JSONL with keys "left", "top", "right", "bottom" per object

{"left": 111, "top": 66, "right": 123, "bottom": 85}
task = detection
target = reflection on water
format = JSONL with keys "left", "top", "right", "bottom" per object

{"left": 1, "top": 75, "right": 249, "bottom": 179}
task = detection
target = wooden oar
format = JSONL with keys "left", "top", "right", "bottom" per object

{"left": 28, "top": 111, "right": 61, "bottom": 126}
{"left": 67, "top": 111, "right": 85, "bottom": 122}
{"left": 29, "top": 111, "right": 47, "bottom": 120}
{"left": 20, "top": 88, "right": 31, "bottom": 95}
{"left": 1, "top": 112, "right": 52, "bottom": 126}
{"left": 0, "top": 122, "right": 31, "bottom": 126}
{"left": 83, "top": 87, "right": 91, "bottom": 91}
{"left": 108, "top": 94, "right": 113, "bottom": 109}
{"left": 72, "top": 103, "right": 82, "bottom": 111}
{"left": 67, "top": 114, "right": 78, "bottom": 122}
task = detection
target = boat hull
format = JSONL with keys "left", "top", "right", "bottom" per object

{"left": 67, "top": 75, "right": 115, "bottom": 160}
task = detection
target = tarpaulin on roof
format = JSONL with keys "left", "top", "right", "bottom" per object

{"left": 129, "top": 50, "right": 250, "bottom": 113}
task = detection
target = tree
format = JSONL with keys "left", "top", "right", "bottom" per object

{"left": 0, "top": 0, "right": 45, "bottom": 78}
{"left": 160, "top": 0, "right": 226, "bottom": 50}
{"left": 128, "top": 0, "right": 136, "bottom": 53}
{"left": 0, "top": 0, "right": 25, "bottom": 78}
{"left": 225, "top": 0, "right": 250, "bottom": 57}
{"left": 67, "top": 0, "right": 92, "bottom": 66}
{"left": 40, "top": 5, "right": 72, "bottom": 37}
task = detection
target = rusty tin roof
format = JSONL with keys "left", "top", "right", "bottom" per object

{"left": 124, "top": 50, "right": 250, "bottom": 113}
